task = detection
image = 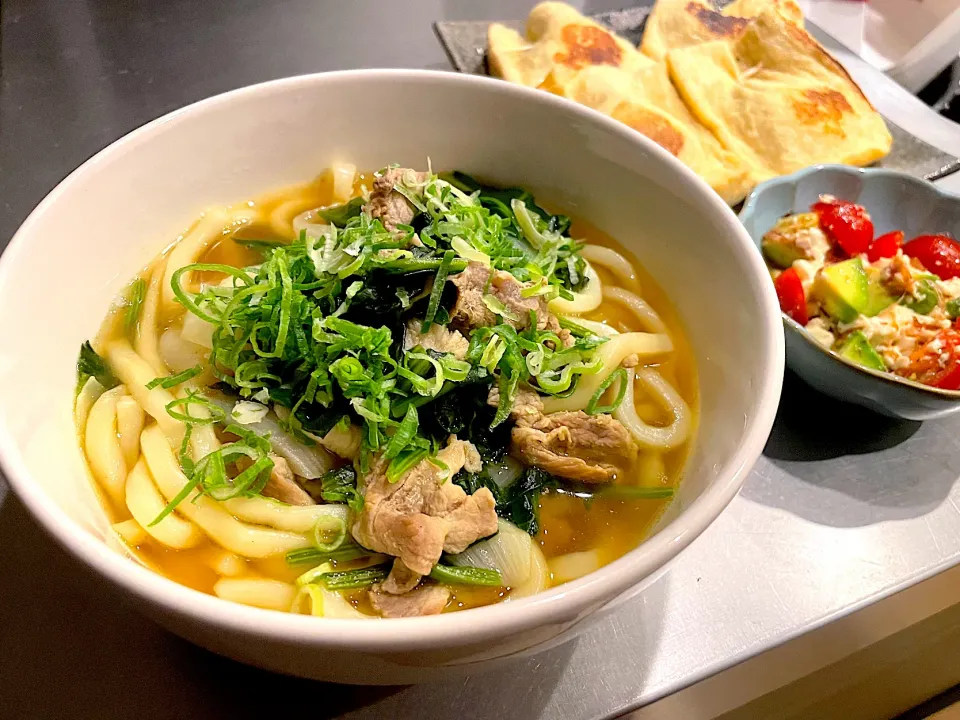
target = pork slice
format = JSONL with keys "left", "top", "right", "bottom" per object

{"left": 487, "top": 384, "right": 545, "bottom": 427}
{"left": 380, "top": 558, "right": 422, "bottom": 595}
{"left": 261, "top": 455, "right": 315, "bottom": 506}
{"left": 510, "top": 412, "right": 638, "bottom": 483}
{"left": 369, "top": 584, "right": 450, "bottom": 618}
{"left": 461, "top": 440, "right": 483, "bottom": 474}
{"left": 363, "top": 168, "right": 426, "bottom": 231}
{"left": 450, "top": 262, "right": 560, "bottom": 332}
{"left": 404, "top": 319, "right": 470, "bottom": 360}
{"left": 351, "top": 437, "right": 499, "bottom": 575}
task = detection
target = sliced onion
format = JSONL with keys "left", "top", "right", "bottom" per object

{"left": 159, "top": 328, "right": 208, "bottom": 373}
{"left": 291, "top": 564, "right": 371, "bottom": 619}
{"left": 485, "top": 457, "right": 524, "bottom": 489}
{"left": 330, "top": 162, "right": 357, "bottom": 204}
{"left": 292, "top": 209, "right": 335, "bottom": 242}
{"left": 508, "top": 544, "right": 549, "bottom": 599}
{"left": 207, "top": 392, "right": 333, "bottom": 479}
{"left": 448, "top": 518, "right": 533, "bottom": 587}
{"left": 181, "top": 311, "right": 214, "bottom": 349}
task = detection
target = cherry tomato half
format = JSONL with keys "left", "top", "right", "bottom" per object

{"left": 774, "top": 267, "right": 807, "bottom": 325}
{"left": 811, "top": 198, "right": 874, "bottom": 256}
{"left": 902, "top": 234, "right": 960, "bottom": 280}
{"left": 866, "top": 230, "right": 904, "bottom": 263}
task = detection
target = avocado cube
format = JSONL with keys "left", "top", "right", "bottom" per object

{"left": 837, "top": 331, "right": 886, "bottom": 372}
{"left": 900, "top": 279, "right": 939, "bottom": 316}
{"left": 863, "top": 269, "right": 898, "bottom": 317}
{"left": 761, "top": 212, "right": 821, "bottom": 269}
{"left": 813, "top": 258, "right": 869, "bottom": 324}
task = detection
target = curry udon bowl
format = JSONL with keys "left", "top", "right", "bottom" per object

{"left": 0, "top": 70, "right": 782, "bottom": 683}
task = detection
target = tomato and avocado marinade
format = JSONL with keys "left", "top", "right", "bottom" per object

{"left": 762, "top": 195, "right": 960, "bottom": 390}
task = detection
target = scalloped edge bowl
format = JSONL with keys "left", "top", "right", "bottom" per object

{"left": 740, "top": 164, "right": 960, "bottom": 420}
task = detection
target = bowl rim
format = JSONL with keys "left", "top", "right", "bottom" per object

{"left": 741, "top": 163, "right": 960, "bottom": 400}
{"left": 0, "top": 68, "right": 785, "bottom": 651}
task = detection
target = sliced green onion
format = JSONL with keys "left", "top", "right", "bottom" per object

{"left": 170, "top": 263, "right": 253, "bottom": 323}
{"left": 511, "top": 199, "right": 554, "bottom": 250}
{"left": 148, "top": 473, "right": 202, "bottom": 526}
{"left": 429, "top": 564, "right": 503, "bottom": 587}
{"left": 124, "top": 278, "right": 146, "bottom": 331}
{"left": 146, "top": 365, "right": 203, "bottom": 390}
{"left": 480, "top": 336, "right": 506, "bottom": 371}
{"left": 164, "top": 392, "right": 226, "bottom": 425}
{"left": 383, "top": 405, "right": 419, "bottom": 460}
{"left": 482, "top": 294, "right": 521, "bottom": 323}
{"left": 422, "top": 250, "right": 454, "bottom": 332}
{"left": 525, "top": 347, "right": 545, "bottom": 376}
{"left": 312, "top": 515, "right": 347, "bottom": 553}
{"left": 586, "top": 367, "right": 629, "bottom": 415}
{"left": 451, "top": 236, "right": 491, "bottom": 266}
{"left": 439, "top": 356, "right": 471, "bottom": 382}
{"left": 947, "top": 297, "right": 960, "bottom": 319}
{"left": 491, "top": 371, "right": 520, "bottom": 428}
{"left": 387, "top": 447, "right": 428, "bottom": 483}
{"left": 398, "top": 352, "right": 445, "bottom": 397}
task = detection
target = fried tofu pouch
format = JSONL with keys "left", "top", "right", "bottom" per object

{"left": 488, "top": 2, "right": 753, "bottom": 204}
{"left": 665, "top": 6, "right": 893, "bottom": 181}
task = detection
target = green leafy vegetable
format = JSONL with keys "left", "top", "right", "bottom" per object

{"left": 429, "top": 563, "right": 503, "bottom": 586}
{"left": 77, "top": 341, "right": 119, "bottom": 392}
{"left": 319, "top": 466, "right": 364, "bottom": 512}
{"left": 503, "top": 467, "right": 558, "bottom": 535}
{"left": 124, "top": 278, "right": 146, "bottom": 333}
{"left": 313, "top": 563, "right": 390, "bottom": 590}
{"left": 454, "top": 464, "right": 560, "bottom": 536}
{"left": 317, "top": 197, "right": 364, "bottom": 227}
{"left": 284, "top": 544, "right": 370, "bottom": 567}
{"left": 231, "top": 237, "right": 289, "bottom": 252}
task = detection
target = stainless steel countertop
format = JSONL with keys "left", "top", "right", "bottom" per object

{"left": 3, "top": 2, "right": 960, "bottom": 719}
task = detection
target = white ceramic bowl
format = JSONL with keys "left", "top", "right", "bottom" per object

{"left": 0, "top": 70, "right": 783, "bottom": 684}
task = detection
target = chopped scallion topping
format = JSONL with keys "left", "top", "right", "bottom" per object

{"left": 145, "top": 365, "right": 203, "bottom": 390}
{"left": 586, "top": 367, "right": 629, "bottom": 415}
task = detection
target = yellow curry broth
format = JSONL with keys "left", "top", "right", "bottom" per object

{"left": 534, "top": 216, "right": 697, "bottom": 569}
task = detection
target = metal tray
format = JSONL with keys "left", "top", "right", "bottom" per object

{"left": 435, "top": 5, "right": 960, "bottom": 182}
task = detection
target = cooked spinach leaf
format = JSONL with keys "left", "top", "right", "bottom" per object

{"left": 317, "top": 196, "right": 364, "bottom": 227}
{"left": 318, "top": 465, "right": 364, "bottom": 512}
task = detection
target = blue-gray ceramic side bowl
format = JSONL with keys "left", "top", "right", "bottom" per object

{"left": 740, "top": 164, "right": 960, "bottom": 421}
